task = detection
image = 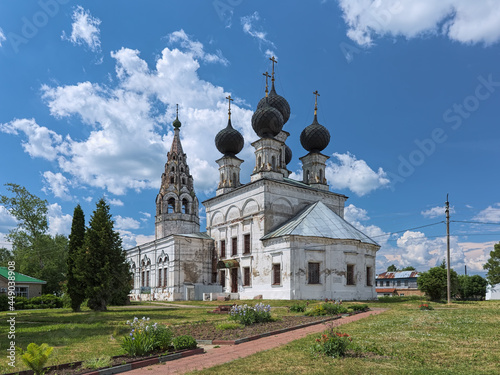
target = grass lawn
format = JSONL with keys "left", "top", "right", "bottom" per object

{"left": 188, "top": 299, "right": 500, "bottom": 375}
{"left": 2, "top": 299, "right": 499, "bottom": 374}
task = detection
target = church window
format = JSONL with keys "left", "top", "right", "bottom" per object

{"left": 258, "top": 155, "right": 262, "bottom": 168}
{"left": 243, "top": 234, "right": 251, "bottom": 254}
{"left": 171, "top": 166, "right": 175, "bottom": 173}
{"left": 243, "top": 267, "right": 251, "bottom": 286}
{"left": 146, "top": 270, "right": 150, "bottom": 287}
{"left": 272, "top": 263, "right": 281, "bottom": 285}
{"left": 346, "top": 264, "right": 355, "bottom": 285}
{"left": 271, "top": 155, "right": 276, "bottom": 170}
{"left": 167, "top": 198, "right": 175, "bottom": 213}
{"left": 220, "top": 270, "right": 226, "bottom": 288}
{"left": 173, "top": 155, "right": 177, "bottom": 160}
{"left": 366, "top": 267, "right": 373, "bottom": 286}
{"left": 182, "top": 178, "right": 186, "bottom": 185}
{"left": 233, "top": 173, "right": 236, "bottom": 185}
{"left": 164, "top": 268, "right": 168, "bottom": 287}
{"left": 308, "top": 262, "right": 320, "bottom": 284}
{"left": 141, "top": 271, "right": 145, "bottom": 287}
{"left": 170, "top": 176, "right": 174, "bottom": 184}
{"left": 220, "top": 240, "right": 226, "bottom": 258}
{"left": 181, "top": 167, "right": 184, "bottom": 173}
{"left": 231, "top": 237, "right": 237, "bottom": 256}
{"left": 182, "top": 199, "right": 189, "bottom": 214}
{"left": 319, "top": 169, "right": 323, "bottom": 182}
{"left": 158, "top": 269, "right": 162, "bottom": 287}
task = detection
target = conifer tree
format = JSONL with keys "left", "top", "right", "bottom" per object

{"left": 82, "top": 198, "right": 131, "bottom": 311}
{"left": 67, "top": 204, "right": 86, "bottom": 312}
{"left": 484, "top": 242, "right": 500, "bottom": 286}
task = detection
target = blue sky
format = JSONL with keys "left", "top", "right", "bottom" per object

{"left": 1, "top": 0, "right": 499, "bottom": 275}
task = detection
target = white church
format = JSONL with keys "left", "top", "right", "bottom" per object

{"left": 126, "top": 60, "right": 380, "bottom": 301}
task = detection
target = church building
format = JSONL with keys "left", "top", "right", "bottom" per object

{"left": 126, "top": 59, "right": 379, "bottom": 301}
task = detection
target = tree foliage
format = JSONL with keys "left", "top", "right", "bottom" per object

{"left": 81, "top": 198, "right": 131, "bottom": 311}
{"left": 387, "top": 264, "right": 397, "bottom": 272}
{"left": 67, "top": 204, "right": 86, "bottom": 312}
{"left": 0, "top": 247, "right": 14, "bottom": 267}
{"left": 483, "top": 242, "right": 500, "bottom": 286}
{"left": 387, "top": 264, "right": 416, "bottom": 272}
{"left": 417, "top": 265, "right": 459, "bottom": 301}
{"left": 457, "top": 274, "right": 488, "bottom": 300}
{"left": 0, "top": 183, "right": 67, "bottom": 294}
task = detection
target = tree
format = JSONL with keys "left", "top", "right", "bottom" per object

{"left": 457, "top": 274, "right": 488, "bottom": 300}
{"left": 401, "top": 266, "right": 416, "bottom": 271}
{"left": 483, "top": 242, "right": 500, "bottom": 286}
{"left": 81, "top": 198, "right": 131, "bottom": 311}
{"left": 67, "top": 205, "right": 86, "bottom": 312}
{"left": 387, "top": 264, "right": 397, "bottom": 272}
{"left": 417, "top": 266, "right": 459, "bottom": 301}
{"left": 0, "top": 247, "right": 14, "bottom": 266}
{"left": 0, "top": 183, "right": 68, "bottom": 294}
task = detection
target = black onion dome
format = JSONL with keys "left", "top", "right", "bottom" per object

{"left": 300, "top": 115, "right": 330, "bottom": 153}
{"left": 284, "top": 144, "right": 292, "bottom": 165}
{"left": 251, "top": 99, "right": 284, "bottom": 138}
{"left": 215, "top": 119, "right": 244, "bottom": 156}
{"left": 257, "top": 85, "right": 291, "bottom": 124}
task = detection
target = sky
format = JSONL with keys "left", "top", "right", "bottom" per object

{"left": 1, "top": 0, "right": 499, "bottom": 276}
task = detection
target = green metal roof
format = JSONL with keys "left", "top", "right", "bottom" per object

{"left": 261, "top": 201, "right": 379, "bottom": 246}
{"left": 0, "top": 267, "right": 46, "bottom": 284}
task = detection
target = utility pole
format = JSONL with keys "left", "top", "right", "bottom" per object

{"left": 445, "top": 194, "right": 451, "bottom": 304}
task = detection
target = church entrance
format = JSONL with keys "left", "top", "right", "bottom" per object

{"left": 231, "top": 268, "right": 238, "bottom": 293}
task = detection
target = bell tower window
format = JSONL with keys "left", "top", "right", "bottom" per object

{"left": 167, "top": 198, "right": 175, "bottom": 213}
{"left": 182, "top": 199, "right": 189, "bottom": 214}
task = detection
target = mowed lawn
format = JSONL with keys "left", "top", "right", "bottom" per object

{"left": 1, "top": 300, "right": 499, "bottom": 374}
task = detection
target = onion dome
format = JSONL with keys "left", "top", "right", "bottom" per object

{"left": 252, "top": 99, "right": 284, "bottom": 138}
{"left": 215, "top": 118, "right": 244, "bottom": 156}
{"left": 257, "top": 84, "right": 290, "bottom": 125}
{"left": 173, "top": 104, "right": 182, "bottom": 129}
{"left": 300, "top": 114, "right": 330, "bottom": 153}
{"left": 284, "top": 144, "right": 292, "bottom": 165}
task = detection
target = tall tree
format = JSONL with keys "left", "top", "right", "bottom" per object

{"left": 387, "top": 264, "right": 397, "bottom": 272}
{"left": 67, "top": 205, "right": 86, "bottom": 312}
{"left": 483, "top": 242, "right": 500, "bottom": 286}
{"left": 417, "top": 266, "right": 459, "bottom": 301}
{"left": 0, "top": 247, "right": 14, "bottom": 267}
{"left": 81, "top": 198, "right": 131, "bottom": 311}
{"left": 0, "top": 183, "right": 67, "bottom": 294}
{"left": 457, "top": 274, "right": 488, "bottom": 300}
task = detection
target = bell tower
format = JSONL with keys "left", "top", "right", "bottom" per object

{"left": 155, "top": 105, "right": 200, "bottom": 239}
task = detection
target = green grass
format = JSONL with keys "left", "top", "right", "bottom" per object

{"left": 188, "top": 300, "right": 500, "bottom": 375}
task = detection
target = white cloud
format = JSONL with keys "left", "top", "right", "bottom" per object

{"left": 109, "top": 199, "right": 124, "bottom": 207}
{"left": 473, "top": 203, "right": 500, "bottom": 223}
{"left": 325, "top": 152, "right": 389, "bottom": 196}
{"left": 62, "top": 5, "right": 101, "bottom": 52}
{"left": 115, "top": 215, "right": 141, "bottom": 231}
{"left": 0, "top": 28, "right": 6, "bottom": 47}
{"left": 0, "top": 205, "right": 17, "bottom": 233}
{"left": 167, "top": 29, "right": 229, "bottom": 66}
{"left": 459, "top": 241, "right": 496, "bottom": 272}
{"left": 0, "top": 118, "right": 67, "bottom": 161}
{"left": 241, "top": 12, "right": 277, "bottom": 57}
{"left": 47, "top": 203, "right": 72, "bottom": 236}
{"left": 421, "top": 205, "right": 455, "bottom": 219}
{"left": 344, "top": 203, "right": 370, "bottom": 222}
{"left": 42, "top": 171, "right": 72, "bottom": 200}
{"left": 338, "top": 0, "right": 500, "bottom": 46}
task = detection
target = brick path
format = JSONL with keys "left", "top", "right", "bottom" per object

{"left": 126, "top": 309, "right": 385, "bottom": 375}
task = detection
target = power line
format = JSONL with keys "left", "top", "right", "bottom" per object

{"left": 452, "top": 220, "right": 500, "bottom": 226}
{"left": 370, "top": 221, "right": 444, "bottom": 239}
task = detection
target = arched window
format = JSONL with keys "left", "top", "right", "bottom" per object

{"left": 173, "top": 155, "right": 177, "bottom": 160}
{"left": 182, "top": 178, "right": 186, "bottom": 185}
{"left": 319, "top": 169, "right": 323, "bottom": 183}
{"left": 167, "top": 198, "right": 175, "bottom": 213}
{"left": 170, "top": 176, "right": 174, "bottom": 184}
{"left": 171, "top": 166, "right": 175, "bottom": 173}
{"left": 271, "top": 156, "right": 276, "bottom": 170}
{"left": 233, "top": 173, "right": 237, "bottom": 184}
{"left": 182, "top": 199, "right": 189, "bottom": 214}
{"left": 180, "top": 167, "right": 184, "bottom": 173}
{"left": 258, "top": 156, "right": 262, "bottom": 168}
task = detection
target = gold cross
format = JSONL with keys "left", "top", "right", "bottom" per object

{"left": 269, "top": 56, "right": 277, "bottom": 82}
{"left": 226, "top": 95, "right": 234, "bottom": 119}
{"left": 313, "top": 90, "right": 320, "bottom": 115}
{"left": 262, "top": 71, "right": 270, "bottom": 97}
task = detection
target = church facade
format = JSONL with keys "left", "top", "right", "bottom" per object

{"left": 126, "top": 62, "right": 379, "bottom": 301}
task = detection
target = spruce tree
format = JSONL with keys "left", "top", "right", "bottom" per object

{"left": 67, "top": 204, "right": 86, "bottom": 312}
{"left": 82, "top": 198, "right": 131, "bottom": 311}
{"left": 484, "top": 242, "right": 500, "bottom": 286}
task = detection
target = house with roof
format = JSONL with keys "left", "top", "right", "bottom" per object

{"left": 126, "top": 60, "right": 380, "bottom": 301}
{"left": 0, "top": 267, "right": 46, "bottom": 299}
{"left": 375, "top": 271, "right": 424, "bottom": 297}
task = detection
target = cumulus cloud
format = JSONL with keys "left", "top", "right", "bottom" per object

{"left": 47, "top": 203, "right": 72, "bottom": 236}
{"left": 167, "top": 30, "right": 229, "bottom": 66}
{"left": 344, "top": 203, "right": 370, "bottom": 222}
{"left": 421, "top": 205, "right": 455, "bottom": 219}
{"left": 241, "top": 12, "right": 277, "bottom": 58}
{"left": 3, "top": 44, "right": 254, "bottom": 197}
{"left": 42, "top": 171, "right": 72, "bottom": 200}
{"left": 0, "top": 28, "right": 6, "bottom": 47}
{"left": 62, "top": 5, "right": 101, "bottom": 52}
{"left": 338, "top": 0, "right": 500, "bottom": 46}
{"left": 473, "top": 203, "right": 500, "bottom": 223}
{"left": 325, "top": 152, "right": 389, "bottom": 196}
{"left": 109, "top": 199, "right": 124, "bottom": 207}
{"left": 115, "top": 215, "right": 141, "bottom": 231}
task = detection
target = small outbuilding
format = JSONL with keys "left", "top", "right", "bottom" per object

{"left": 0, "top": 267, "right": 46, "bottom": 299}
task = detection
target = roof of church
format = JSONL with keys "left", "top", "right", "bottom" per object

{"left": 261, "top": 201, "right": 379, "bottom": 246}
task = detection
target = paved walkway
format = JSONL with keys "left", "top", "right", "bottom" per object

{"left": 127, "top": 309, "right": 385, "bottom": 375}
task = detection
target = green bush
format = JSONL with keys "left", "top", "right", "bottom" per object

{"left": 0, "top": 295, "right": 8, "bottom": 311}
{"left": 172, "top": 335, "right": 197, "bottom": 351}
{"left": 305, "top": 302, "right": 348, "bottom": 316}
{"left": 121, "top": 317, "right": 173, "bottom": 356}
{"left": 347, "top": 304, "right": 369, "bottom": 312}
{"left": 82, "top": 356, "right": 112, "bottom": 370}
{"left": 311, "top": 328, "right": 352, "bottom": 358}
{"left": 15, "top": 295, "right": 63, "bottom": 310}
{"left": 228, "top": 303, "right": 273, "bottom": 325}
{"left": 289, "top": 302, "right": 307, "bottom": 313}
{"left": 20, "top": 343, "right": 54, "bottom": 375}
{"left": 378, "top": 295, "right": 424, "bottom": 303}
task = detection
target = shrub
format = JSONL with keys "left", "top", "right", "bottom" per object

{"left": 289, "top": 302, "right": 307, "bottom": 313}
{"left": 347, "top": 304, "right": 369, "bottom": 312}
{"left": 82, "top": 356, "right": 112, "bottom": 370}
{"left": 0, "top": 294, "right": 8, "bottom": 311}
{"left": 172, "top": 335, "right": 197, "bottom": 351}
{"left": 121, "top": 317, "right": 173, "bottom": 356}
{"left": 305, "top": 301, "right": 348, "bottom": 316}
{"left": 15, "top": 295, "right": 64, "bottom": 310}
{"left": 20, "top": 343, "right": 54, "bottom": 375}
{"left": 229, "top": 303, "right": 273, "bottom": 325}
{"left": 311, "top": 328, "right": 352, "bottom": 358}
{"left": 419, "top": 303, "right": 434, "bottom": 311}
